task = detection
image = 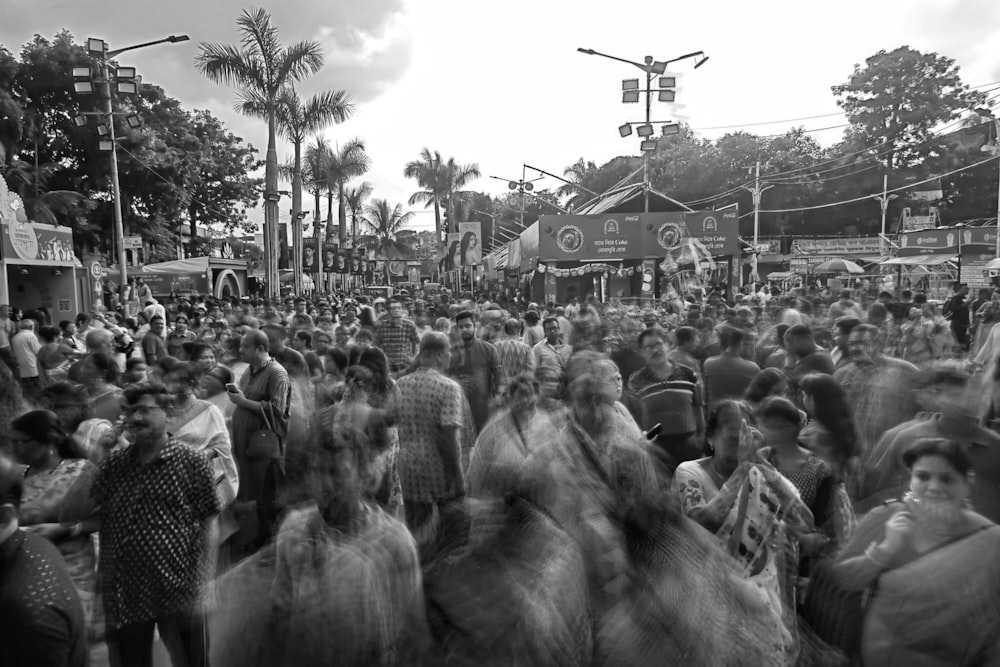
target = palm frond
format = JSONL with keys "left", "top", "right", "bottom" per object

{"left": 275, "top": 41, "right": 325, "bottom": 89}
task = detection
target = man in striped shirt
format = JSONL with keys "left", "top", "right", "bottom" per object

{"left": 626, "top": 327, "right": 705, "bottom": 474}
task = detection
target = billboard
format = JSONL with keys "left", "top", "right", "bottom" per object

{"left": 441, "top": 233, "right": 461, "bottom": 271}
{"left": 302, "top": 238, "right": 318, "bottom": 273}
{"left": 537, "top": 210, "right": 739, "bottom": 262}
{"left": 457, "top": 221, "right": 483, "bottom": 266}
{"left": 898, "top": 226, "right": 996, "bottom": 256}
{"left": 2, "top": 220, "right": 77, "bottom": 266}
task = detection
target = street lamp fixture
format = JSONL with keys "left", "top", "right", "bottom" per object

{"left": 74, "top": 81, "right": 95, "bottom": 94}
{"left": 695, "top": 55, "right": 710, "bottom": 68}
{"left": 658, "top": 90, "right": 675, "bottom": 102}
{"left": 622, "top": 90, "right": 640, "bottom": 103}
{"left": 87, "top": 38, "right": 106, "bottom": 56}
{"left": 125, "top": 115, "right": 141, "bottom": 129}
{"left": 661, "top": 123, "right": 680, "bottom": 136}
{"left": 96, "top": 123, "right": 110, "bottom": 136}
{"left": 73, "top": 115, "right": 87, "bottom": 127}
{"left": 636, "top": 124, "right": 654, "bottom": 138}
{"left": 658, "top": 76, "right": 676, "bottom": 89}
{"left": 640, "top": 139, "right": 658, "bottom": 152}
{"left": 117, "top": 81, "right": 137, "bottom": 94}
{"left": 618, "top": 123, "right": 633, "bottom": 138}
{"left": 622, "top": 79, "right": 640, "bottom": 90}
{"left": 116, "top": 66, "right": 136, "bottom": 80}
{"left": 99, "top": 140, "right": 114, "bottom": 152}
{"left": 72, "top": 67, "right": 92, "bottom": 79}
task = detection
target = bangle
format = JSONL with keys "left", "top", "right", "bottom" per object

{"left": 864, "top": 542, "right": 891, "bottom": 569}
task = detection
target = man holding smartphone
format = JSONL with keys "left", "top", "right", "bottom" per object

{"left": 228, "top": 329, "right": 291, "bottom": 546}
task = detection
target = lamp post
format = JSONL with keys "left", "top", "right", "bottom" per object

{"left": 870, "top": 174, "right": 899, "bottom": 259}
{"left": 578, "top": 47, "right": 707, "bottom": 212}
{"left": 489, "top": 166, "right": 544, "bottom": 230}
{"left": 72, "top": 35, "right": 189, "bottom": 293}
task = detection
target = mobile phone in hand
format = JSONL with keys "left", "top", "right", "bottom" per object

{"left": 645, "top": 423, "right": 662, "bottom": 440}
{"left": 226, "top": 383, "right": 239, "bottom": 393}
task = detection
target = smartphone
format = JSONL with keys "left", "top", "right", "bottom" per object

{"left": 226, "top": 383, "right": 239, "bottom": 393}
{"left": 645, "top": 423, "right": 662, "bottom": 440}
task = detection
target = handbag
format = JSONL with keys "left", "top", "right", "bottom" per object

{"left": 246, "top": 407, "right": 283, "bottom": 460}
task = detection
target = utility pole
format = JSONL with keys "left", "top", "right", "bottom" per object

{"left": 742, "top": 161, "right": 773, "bottom": 251}
{"left": 871, "top": 174, "right": 898, "bottom": 259}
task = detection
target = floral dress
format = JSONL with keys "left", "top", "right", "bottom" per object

{"left": 20, "top": 458, "right": 100, "bottom": 635}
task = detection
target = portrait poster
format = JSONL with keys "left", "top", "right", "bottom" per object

{"left": 302, "top": 238, "right": 318, "bottom": 273}
{"left": 322, "top": 243, "right": 339, "bottom": 273}
{"left": 457, "top": 221, "right": 483, "bottom": 266}
{"left": 442, "top": 233, "right": 461, "bottom": 271}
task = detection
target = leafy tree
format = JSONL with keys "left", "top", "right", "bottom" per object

{"left": 361, "top": 198, "right": 414, "bottom": 281}
{"left": 196, "top": 7, "right": 325, "bottom": 296}
{"left": 832, "top": 46, "right": 987, "bottom": 172}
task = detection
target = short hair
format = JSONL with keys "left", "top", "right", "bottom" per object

{"left": 149, "top": 315, "right": 164, "bottom": 324}
{"left": 719, "top": 325, "right": 744, "bottom": 348}
{"left": 878, "top": 291, "right": 893, "bottom": 300}
{"left": 419, "top": 331, "right": 450, "bottom": 357}
{"left": 744, "top": 368, "right": 788, "bottom": 404}
{"left": 674, "top": 326, "right": 697, "bottom": 347}
{"left": 523, "top": 311, "right": 540, "bottom": 325}
{"left": 125, "top": 357, "right": 147, "bottom": 371}
{"left": 38, "top": 325, "right": 60, "bottom": 344}
{"left": 902, "top": 438, "right": 971, "bottom": 476}
{"left": 455, "top": 310, "right": 476, "bottom": 324}
{"left": 242, "top": 329, "right": 270, "bottom": 352}
{"left": 183, "top": 340, "right": 215, "bottom": 361}
{"left": 785, "top": 324, "right": 813, "bottom": 341}
{"left": 87, "top": 351, "right": 120, "bottom": 384}
{"left": 294, "top": 330, "right": 313, "bottom": 348}
{"left": 162, "top": 360, "right": 201, "bottom": 387}
{"left": 541, "top": 316, "right": 559, "bottom": 331}
{"left": 58, "top": 320, "right": 74, "bottom": 333}
{"left": 756, "top": 395, "right": 802, "bottom": 428}
{"left": 850, "top": 323, "right": 879, "bottom": 338}
{"left": 206, "top": 365, "right": 234, "bottom": 386}
{"left": 504, "top": 318, "right": 521, "bottom": 336}
{"left": 354, "top": 329, "right": 374, "bottom": 343}
{"left": 507, "top": 373, "right": 538, "bottom": 399}
{"left": 834, "top": 316, "right": 861, "bottom": 334}
{"left": 121, "top": 382, "right": 173, "bottom": 410}
{"left": 637, "top": 326, "right": 665, "bottom": 348}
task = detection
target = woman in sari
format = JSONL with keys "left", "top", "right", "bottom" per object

{"left": 832, "top": 438, "right": 1000, "bottom": 665}
{"left": 39, "top": 381, "right": 112, "bottom": 462}
{"left": 10, "top": 410, "right": 101, "bottom": 637}
{"left": 163, "top": 361, "right": 239, "bottom": 507}
{"left": 799, "top": 372, "right": 862, "bottom": 505}
{"left": 467, "top": 374, "right": 553, "bottom": 499}
{"left": 77, "top": 351, "right": 123, "bottom": 425}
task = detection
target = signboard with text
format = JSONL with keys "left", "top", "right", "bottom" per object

{"left": 538, "top": 210, "right": 739, "bottom": 262}
{"left": 1, "top": 220, "right": 77, "bottom": 265}
{"left": 898, "top": 226, "right": 997, "bottom": 256}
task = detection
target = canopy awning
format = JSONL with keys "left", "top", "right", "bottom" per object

{"left": 983, "top": 258, "right": 1000, "bottom": 271}
{"left": 881, "top": 254, "right": 956, "bottom": 266}
{"left": 767, "top": 271, "right": 799, "bottom": 280}
{"left": 140, "top": 257, "right": 210, "bottom": 274}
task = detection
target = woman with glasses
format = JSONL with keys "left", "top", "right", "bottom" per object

{"left": 10, "top": 409, "right": 101, "bottom": 638}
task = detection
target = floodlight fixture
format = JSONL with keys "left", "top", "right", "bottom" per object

{"left": 640, "top": 139, "right": 659, "bottom": 152}
{"left": 661, "top": 123, "right": 681, "bottom": 136}
{"left": 695, "top": 55, "right": 710, "bottom": 68}
{"left": 87, "top": 38, "right": 106, "bottom": 56}
{"left": 524, "top": 182, "right": 534, "bottom": 192}
{"left": 508, "top": 181, "right": 518, "bottom": 190}
{"left": 167, "top": 35, "right": 191, "bottom": 43}
{"left": 99, "top": 140, "right": 114, "bottom": 151}
{"left": 658, "top": 90, "right": 676, "bottom": 102}
{"left": 125, "top": 115, "right": 142, "bottom": 129}
{"left": 622, "top": 78, "right": 640, "bottom": 91}
{"left": 117, "top": 81, "right": 137, "bottom": 94}
{"left": 637, "top": 124, "right": 654, "bottom": 138}
{"left": 651, "top": 61, "right": 667, "bottom": 75}
{"left": 622, "top": 90, "right": 640, "bottom": 103}
{"left": 618, "top": 123, "right": 633, "bottom": 138}
{"left": 74, "top": 81, "right": 95, "bottom": 94}
{"left": 97, "top": 123, "right": 110, "bottom": 136}
{"left": 72, "top": 67, "right": 92, "bottom": 79}
{"left": 658, "top": 76, "right": 676, "bottom": 89}
{"left": 73, "top": 115, "right": 87, "bottom": 127}
{"left": 116, "top": 66, "right": 136, "bottom": 80}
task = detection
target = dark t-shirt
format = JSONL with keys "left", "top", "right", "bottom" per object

{"left": 0, "top": 530, "right": 87, "bottom": 667}
{"left": 703, "top": 354, "right": 761, "bottom": 406}
{"left": 274, "top": 347, "right": 308, "bottom": 378}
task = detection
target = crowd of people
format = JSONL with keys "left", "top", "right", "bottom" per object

{"left": 2, "top": 279, "right": 1000, "bottom": 666}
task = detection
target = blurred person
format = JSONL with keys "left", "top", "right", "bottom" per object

{"left": 262, "top": 323, "right": 307, "bottom": 378}
{"left": 141, "top": 314, "right": 168, "bottom": 364}
{"left": 163, "top": 362, "right": 239, "bottom": 508}
{"left": 197, "top": 364, "right": 236, "bottom": 421}
{"left": 862, "top": 368, "right": 1000, "bottom": 522}
{"left": 666, "top": 325, "right": 702, "bottom": 381}
{"left": 11, "top": 318, "right": 44, "bottom": 398}
{"left": 829, "top": 439, "right": 1000, "bottom": 665}
{"left": 39, "top": 382, "right": 113, "bottom": 462}
{"left": 834, "top": 323, "right": 918, "bottom": 472}
{"left": 492, "top": 317, "right": 536, "bottom": 402}
{"left": 743, "top": 367, "right": 790, "bottom": 409}
{"left": 76, "top": 351, "right": 122, "bottom": 424}
{"left": 395, "top": 332, "right": 466, "bottom": 535}
{"left": 123, "top": 357, "right": 149, "bottom": 385}
{"left": 210, "top": 407, "right": 426, "bottom": 666}
{"left": 374, "top": 297, "right": 420, "bottom": 374}
{"left": 94, "top": 383, "right": 220, "bottom": 667}
{"left": 10, "top": 410, "right": 100, "bottom": 637}
{"left": 183, "top": 340, "right": 218, "bottom": 375}
{"left": 902, "top": 303, "right": 952, "bottom": 364}
{"left": 783, "top": 324, "right": 835, "bottom": 391}
{"left": 449, "top": 310, "right": 500, "bottom": 434}
{"left": 0, "top": 303, "right": 16, "bottom": 371}
{"left": 762, "top": 323, "right": 791, "bottom": 369}
{"left": 433, "top": 316, "right": 451, "bottom": 333}
{"left": 522, "top": 310, "right": 544, "bottom": 347}
{"left": 942, "top": 282, "right": 970, "bottom": 351}
{"left": 799, "top": 372, "right": 860, "bottom": 482}
{"left": 291, "top": 329, "right": 324, "bottom": 379}
{"left": 37, "top": 324, "right": 79, "bottom": 383}
{"left": 831, "top": 316, "right": 861, "bottom": 369}
{"left": 59, "top": 319, "right": 83, "bottom": 353}
{"left": 0, "top": 451, "right": 87, "bottom": 667}
{"left": 702, "top": 325, "right": 760, "bottom": 408}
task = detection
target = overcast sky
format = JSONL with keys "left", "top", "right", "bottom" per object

{"left": 3, "top": 0, "right": 999, "bottom": 234}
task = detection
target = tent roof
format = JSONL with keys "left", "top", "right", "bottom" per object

{"left": 881, "top": 254, "right": 956, "bottom": 266}
{"left": 573, "top": 183, "right": 693, "bottom": 215}
{"left": 140, "top": 256, "right": 209, "bottom": 274}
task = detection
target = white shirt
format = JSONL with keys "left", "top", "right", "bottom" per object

{"left": 11, "top": 329, "right": 41, "bottom": 378}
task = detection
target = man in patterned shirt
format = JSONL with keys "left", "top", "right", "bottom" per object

{"left": 492, "top": 318, "right": 536, "bottom": 401}
{"left": 375, "top": 297, "right": 421, "bottom": 373}
{"left": 94, "top": 383, "right": 220, "bottom": 667}
{"left": 394, "top": 332, "right": 465, "bottom": 531}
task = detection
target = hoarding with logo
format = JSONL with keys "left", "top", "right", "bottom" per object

{"left": 537, "top": 211, "right": 739, "bottom": 262}
{"left": 898, "top": 226, "right": 996, "bottom": 256}
{"left": 2, "top": 220, "right": 77, "bottom": 265}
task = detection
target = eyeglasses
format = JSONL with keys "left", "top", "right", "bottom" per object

{"left": 9, "top": 437, "right": 35, "bottom": 446}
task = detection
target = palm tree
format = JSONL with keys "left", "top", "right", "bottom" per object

{"left": 344, "top": 180, "right": 373, "bottom": 246}
{"left": 271, "top": 86, "right": 353, "bottom": 291}
{"left": 438, "top": 156, "right": 482, "bottom": 234}
{"left": 404, "top": 148, "right": 445, "bottom": 242}
{"left": 322, "top": 139, "right": 370, "bottom": 247}
{"left": 361, "top": 199, "right": 415, "bottom": 283}
{"left": 196, "top": 7, "right": 325, "bottom": 297}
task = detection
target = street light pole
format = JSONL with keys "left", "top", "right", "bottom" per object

{"left": 79, "top": 35, "right": 189, "bottom": 293}
{"left": 870, "top": 174, "right": 898, "bottom": 259}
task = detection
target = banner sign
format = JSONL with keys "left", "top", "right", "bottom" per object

{"left": 538, "top": 210, "right": 739, "bottom": 262}
{"left": 791, "top": 237, "right": 882, "bottom": 255}
{"left": 302, "top": 238, "right": 318, "bottom": 273}
{"left": 441, "top": 233, "right": 461, "bottom": 271}
{"left": 898, "top": 226, "right": 997, "bottom": 256}
{"left": 457, "top": 221, "right": 483, "bottom": 266}
{"left": 1, "top": 220, "right": 77, "bottom": 266}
